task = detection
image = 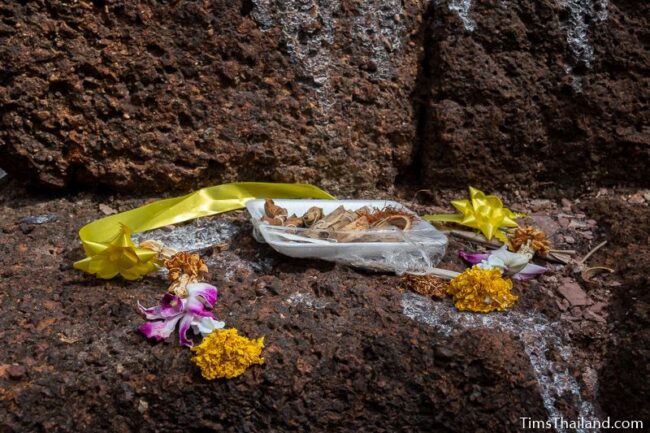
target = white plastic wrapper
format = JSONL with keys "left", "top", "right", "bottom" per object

{"left": 246, "top": 199, "right": 448, "bottom": 274}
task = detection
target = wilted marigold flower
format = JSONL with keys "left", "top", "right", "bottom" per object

{"left": 447, "top": 267, "right": 517, "bottom": 313}
{"left": 191, "top": 328, "right": 264, "bottom": 380}
{"left": 509, "top": 225, "right": 551, "bottom": 256}
{"left": 164, "top": 252, "right": 208, "bottom": 282}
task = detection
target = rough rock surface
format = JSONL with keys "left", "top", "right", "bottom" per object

{"left": 581, "top": 196, "right": 650, "bottom": 423}
{"left": 419, "top": 0, "right": 650, "bottom": 192}
{"left": 0, "top": 0, "right": 424, "bottom": 193}
{"left": 1, "top": 1, "right": 648, "bottom": 193}
{"left": 1, "top": 179, "right": 648, "bottom": 431}
{"left": 0, "top": 186, "right": 555, "bottom": 433}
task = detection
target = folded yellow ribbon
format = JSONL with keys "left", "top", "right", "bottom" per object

{"left": 422, "top": 186, "right": 522, "bottom": 244}
{"left": 74, "top": 182, "right": 335, "bottom": 280}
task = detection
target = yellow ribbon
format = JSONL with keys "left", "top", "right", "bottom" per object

{"left": 422, "top": 186, "right": 522, "bottom": 243}
{"left": 74, "top": 182, "right": 335, "bottom": 280}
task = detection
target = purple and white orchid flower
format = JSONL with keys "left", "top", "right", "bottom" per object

{"left": 138, "top": 283, "right": 225, "bottom": 347}
{"left": 459, "top": 246, "right": 547, "bottom": 281}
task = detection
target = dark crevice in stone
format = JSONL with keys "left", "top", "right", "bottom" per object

{"left": 240, "top": 0, "right": 254, "bottom": 17}
{"left": 395, "top": 1, "right": 436, "bottom": 190}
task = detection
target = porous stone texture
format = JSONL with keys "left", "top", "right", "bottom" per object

{"left": 581, "top": 197, "right": 650, "bottom": 424}
{"left": 2, "top": 182, "right": 648, "bottom": 431}
{"left": 3, "top": 1, "right": 648, "bottom": 194}
{"left": 419, "top": 0, "right": 649, "bottom": 192}
{"left": 0, "top": 188, "right": 555, "bottom": 433}
{"left": 0, "top": 0, "right": 424, "bottom": 193}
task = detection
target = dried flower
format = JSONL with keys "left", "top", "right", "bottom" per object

{"left": 264, "top": 199, "right": 287, "bottom": 219}
{"left": 138, "top": 239, "right": 177, "bottom": 261}
{"left": 509, "top": 225, "right": 551, "bottom": 256}
{"left": 356, "top": 206, "right": 415, "bottom": 225}
{"left": 191, "top": 328, "right": 264, "bottom": 380}
{"left": 138, "top": 283, "right": 224, "bottom": 347}
{"left": 448, "top": 267, "right": 517, "bottom": 313}
{"left": 165, "top": 252, "right": 208, "bottom": 282}
{"left": 401, "top": 274, "right": 448, "bottom": 298}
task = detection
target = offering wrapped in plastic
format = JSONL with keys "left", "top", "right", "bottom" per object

{"left": 246, "top": 199, "right": 448, "bottom": 274}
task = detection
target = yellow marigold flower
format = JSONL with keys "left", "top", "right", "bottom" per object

{"left": 191, "top": 329, "right": 264, "bottom": 380}
{"left": 447, "top": 267, "right": 517, "bottom": 313}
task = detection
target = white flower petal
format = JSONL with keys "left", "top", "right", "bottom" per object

{"left": 191, "top": 316, "right": 226, "bottom": 336}
{"left": 491, "top": 246, "right": 530, "bottom": 274}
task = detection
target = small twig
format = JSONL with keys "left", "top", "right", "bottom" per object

{"left": 426, "top": 268, "right": 461, "bottom": 280}
{"left": 542, "top": 252, "right": 572, "bottom": 265}
{"left": 579, "top": 240, "right": 607, "bottom": 265}
{"left": 446, "top": 229, "right": 502, "bottom": 249}
{"left": 411, "top": 189, "right": 433, "bottom": 205}
{"left": 548, "top": 249, "right": 577, "bottom": 255}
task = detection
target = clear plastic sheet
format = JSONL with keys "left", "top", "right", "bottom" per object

{"left": 246, "top": 199, "right": 448, "bottom": 275}
{"left": 133, "top": 218, "right": 239, "bottom": 252}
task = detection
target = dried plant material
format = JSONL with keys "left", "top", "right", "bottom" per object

{"left": 261, "top": 215, "right": 285, "bottom": 226}
{"left": 357, "top": 206, "right": 415, "bottom": 225}
{"left": 312, "top": 206, "right": 352, "bottom": 230}
{"left": 302, "top": 206, "right": 323, "bottom": 227}
{"left": 337, "top": 215, "right": 370, "bottom": 242}
{"left": 579, "top": 240, "right": 607, "bottom": 265}
{"left": 581, "top": 266, "right": 614, "bottom": 282}
{"left": 260, "top": 202, "right": 419, "bottom": 243}
{"left": 139, "top": 239, "right": 178, "bottom": 261}
{"left": 372, "top": 215, "right": 412, "bottom": 231}
{"left": 285, "top": 215, "right": 303, "bottom": 227}
{"left": 165, "top": 252, "right": 208, "bottom": 283}
{"left": 164, "top": 252, "right": 209, "bottom": 297}
{"left": 168, "top": 274, "right": 192, "bottom": 297}
{"left": 264, "top": 199, "right": 288, "bottom": 219}
{"left": 547, "top": 251, "right": 572, "bottom": 264}
{"left": 509, "top": 225, "right": 551, "bottom": 256}
{"left": 401, "top": 274, "right": 448, "bottom": 298}
{"left": 447, "top": 229, "right": 502, "bottom": 248}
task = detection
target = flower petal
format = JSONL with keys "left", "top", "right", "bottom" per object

{"left": 491, "top": 246, "right": 530, "bottom": 274}
{"left": 187, "top": 283, "right": 218, "bottom": 307}
{"left": 477, "top": 255, "right": 506, "bottom": 272}
{"left": 178, "top": 314, "right": 195, "bottom": 347}
{"left": 138, "top": 316, "right": 181, "bottom": 341}
{"left": 137, "top": 293, "right": 183, "bottom": 319}
{"left": 184, "top": 296, "right": 214, "bottom": 317}
{"left": 513, "top": 263, "right": 547, "bottom": 280}
{"left": 191, "top": 316, "right": 226, "bottom": 336}
{"left": 459, "top": 250, "right": 490, "bottom": 265}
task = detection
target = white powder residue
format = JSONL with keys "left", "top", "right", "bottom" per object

{"left": 251, "top": 0, "right": 340, "bottom": 122}
{"left": 560, "top": 0, "right": 609, "bottom": 68}
{"left": 287, "top": 292, "right": 329, "bottom": 309}
{"left": 448, "top": 0, "right": 476, "bottom": 32}
{"left": 402, "top": 293, "right": 600, "bottom": 433}
{"left": 352, "top": 0, "right": 406, "bottom": 79}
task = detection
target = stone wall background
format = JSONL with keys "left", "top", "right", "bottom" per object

{"left": 0, "top": 0, "right": 648, "bottom": 193}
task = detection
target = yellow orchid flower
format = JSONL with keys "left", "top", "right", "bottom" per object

{"left": 73, "top": 224, "right": 159, "bottom": 280}
{"left": 423, "top": 186, "right": 523, "bottom": 243}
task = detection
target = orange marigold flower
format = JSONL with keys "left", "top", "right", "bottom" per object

{"left": 191, "top": 329, "right": 264, "bottom": 380}
{"left": 447, "top": 267, "right": 517, "bottom": 313}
